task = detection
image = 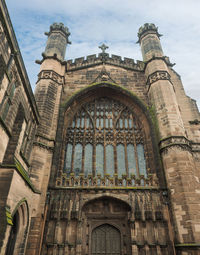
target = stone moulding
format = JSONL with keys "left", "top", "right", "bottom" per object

{"left": 33, "top": 141, "right": 54, "bottom": 151}
{"left": 191, "top": 142, "right": 200, "bottom": 152}
{"left": 175, "top": 243, "right": 200, "bottom": 248}
{"left": 0, "top": 159, "right": 40, "bottom": 194}
{"left": 159, "top": 136, "right": 192, "bottom": 153}
{"left": 37, "top": 69, "right": 64, "bottom": 85}
{"left": 146, "top": 70, "right": 172, "bottom": 89}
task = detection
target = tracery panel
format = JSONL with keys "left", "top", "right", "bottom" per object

{"left": 64, "top": 97, "right": 148, "bottom": 184}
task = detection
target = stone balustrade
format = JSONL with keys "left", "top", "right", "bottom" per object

{"left": 56, "top": 172, "right": 157, "bottom": 188}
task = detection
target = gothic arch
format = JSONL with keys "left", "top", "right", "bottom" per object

{"left": 6, "top": 199, "right": 29, "bottom": 255}
{"left": 82, "top": 195, "right": 131, "bottom": 255}
{"left": 54, "top": 82, "right": 163, "bottom": 187}
{"left": 81, "top": 195, "right": 132, "bottom": 211}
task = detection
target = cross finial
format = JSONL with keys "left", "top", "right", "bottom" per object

{"left": 99, "top": 43, "right": 109, "bottom": 54}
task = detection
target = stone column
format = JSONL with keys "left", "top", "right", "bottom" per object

{"left": 138, "top": 23, "right": 200, "bottom": 247}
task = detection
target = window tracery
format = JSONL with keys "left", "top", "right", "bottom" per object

{"left": 64, "top": 97, "right": 148, "bottom": 180}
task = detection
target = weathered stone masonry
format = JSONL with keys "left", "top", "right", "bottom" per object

{"left": 0, "top": 1, "right": 200, "bottom": 254}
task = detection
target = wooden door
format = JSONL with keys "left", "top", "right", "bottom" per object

{"left": 91, "top": 224, "right": 121, "bottom": 255}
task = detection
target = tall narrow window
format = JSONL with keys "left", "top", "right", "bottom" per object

{"left": 127, "top": 144, "right": 137, "bottom": 176}
{"left": 106, "top": 145, "right": 114, "bottom": 176}
{"left": 137, "top": 144, "right": 147, "bottom": 177}
{"left": 65, "top": 144, "right": 73, "bottom": 175}
{"left": 74, "top": 143, "right": 82, "bottom": 176}
{"left": 84, "top": 144, "right": 93, "bottom": 177}
{"left": 96, "top": 144, "right": 104, "bottom": 176}
{"left": 117, "top": 144, "right": 126, "bottom": 177}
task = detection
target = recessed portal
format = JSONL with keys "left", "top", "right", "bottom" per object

{"left": 92, "top": 224, "right": 121, "bottom": 255}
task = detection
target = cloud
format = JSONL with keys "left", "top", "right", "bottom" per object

{"left": 5, "top": 0, "right": 200, "bottom": 108}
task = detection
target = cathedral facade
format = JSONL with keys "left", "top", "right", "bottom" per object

{"left": 0, "top": 0, "right": 200, "bottom": 254}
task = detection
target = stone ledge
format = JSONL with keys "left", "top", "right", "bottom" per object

{"left": 0, "top": 158, "right": 40, "bottom": 194}
{"left": 33, "top": 141, "right": 54, "bottom": 151}
{"left": 175, "top": 243, "right": 200, "bottom": 248}
{"left": 51, "top": 186, "right": 159, "bottom": 191}
{"left": 191, "top": 142, "right": 200, "bottom": 152}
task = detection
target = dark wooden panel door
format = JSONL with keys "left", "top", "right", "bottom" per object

{"left": 92, "top": 224, "right": 121, "bottom": 255}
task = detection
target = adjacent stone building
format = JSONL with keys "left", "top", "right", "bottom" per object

{"left": 0, "top": 0, "right": 200, "bottom": 254}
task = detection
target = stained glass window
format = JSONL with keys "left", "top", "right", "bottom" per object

{"left": 96, "top": 144, "right": 104, "bottom": 176}
{"left": 106, "top": 145, "right": 114, "bottom": 176}
{"left": 84, "top": 144, "right": 93, "bottom": 177}
{"left": 64, "top": 143, "right": 72, "bottom": 175}
{"left": 127, "top": 144, "right": 137, "bottom": 176}
{"left": 64, "top": 97, "right": 147, "bottom": 180}
{"left": 73, "top": 143, "right": 82, "bottom": 176}
{"left": 137, "top": 144, "right": 147, "bottom": 177}
{"left": 117, "top": 144, "right": 126, "bottom": 177}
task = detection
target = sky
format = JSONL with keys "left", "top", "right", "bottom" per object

{"left": 5, "top": 0, "right": 200, "bottom": 109}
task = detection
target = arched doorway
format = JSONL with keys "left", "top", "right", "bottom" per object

{"left": 5, "top": 201, "right": 29, "bottom": 255}
{"left": 92, "top": 224, "right": 121, "bottom": 255}
{"left": 82, "top": 196, "right": 131, "bottom": 255}
{"left": 5, "top": 211, "right": 19, "bottom": 255}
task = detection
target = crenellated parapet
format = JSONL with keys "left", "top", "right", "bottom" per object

{"left": 137, "top": 23, "right": 162, "bottom": 43}
{"left": 66, "top": 53, "right": 145, "bottom": 71}
{"left": 45, "top": 22, "right": 71, "bottom": 41}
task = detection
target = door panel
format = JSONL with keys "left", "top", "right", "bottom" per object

{"left": 92, "top": 224, "right": 120, "bottom": 255}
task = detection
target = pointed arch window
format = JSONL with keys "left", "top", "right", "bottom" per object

{"left": 64, "top": 97, "right": 148, "bottom": 180}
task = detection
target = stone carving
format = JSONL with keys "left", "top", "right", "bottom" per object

{"left": 92, "top": 66, "right": 116, "bottom": 83}
{"left": 56, "top": 172, "right": 156, "bottom": 188}
{"left": 37, "top": 70, "right": 64, "bottom": 85}
{"left": 99, "top": 43, "right": 109, "bottom": 54}
{"left": 159, "top": 136, "right": 191, "bottom": 153}
{"left": 147, "top": 70, "right": 171, "bottom": 86}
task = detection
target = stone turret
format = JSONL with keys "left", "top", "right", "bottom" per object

{"left": 138, "top": 24, "right": 200, "bottom": 247}
{"left": 44, "top": 22, "right": 71, "bottom": 61}
{"left": 138, "top": 23, "right": 163, "bottom": 62}
{"left": 26, "top": 23, "right": 70, "bottom": 255}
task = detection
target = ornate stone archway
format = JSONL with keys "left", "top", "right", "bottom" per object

{"left": 82, "top": 196, "right": 131, "bottom": 255}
